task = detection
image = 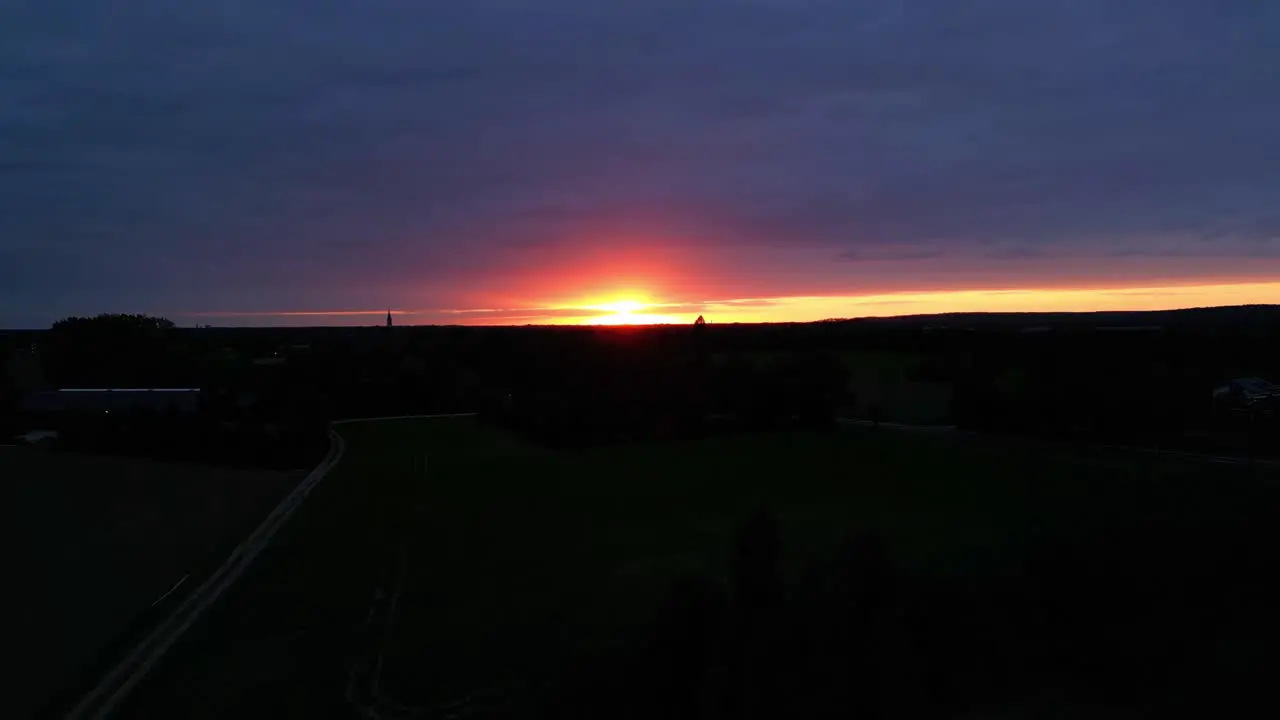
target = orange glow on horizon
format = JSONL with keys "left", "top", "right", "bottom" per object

{"left": 515, "top": 280, "right": 1280, "bottom": 326}
{"left": 576, "top": 297, "right": 682, "bottom": 325}
{"left": 586, "top": 312, "right": 684, "bottom": 325}
{"left": 183, "top": 280, "right": 1280, "bottom": 326}
{"left": 586, "top": 299, "right": 647, "bottom": 314}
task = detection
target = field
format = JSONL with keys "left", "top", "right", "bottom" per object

{"left": 118, "top": 417, "right": 1280, "bottom": 718}
{"left": 713, "top": 349, "right": 953, "bottom": 424}
{"left": 8, "top": 448, "right": 300, "bottom": 720}
{"left": 836, "top": 350, "right": 953, "bottom": 424}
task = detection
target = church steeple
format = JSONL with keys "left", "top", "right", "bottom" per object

{"left": 386, "top": 309, "right": 393, "bottom": 328}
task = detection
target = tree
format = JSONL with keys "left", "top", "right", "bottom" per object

{"left": 51, "top": 313, "right": 175, "bottom": 334}
{"left": 46, "top": 313, "right": 179, "bottom": 387}
{"left": 0, "top": 358, "right": 19, "bottom": 437}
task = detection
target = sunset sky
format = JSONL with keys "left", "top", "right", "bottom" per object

{"left": 3, "top": 1, "right": 1279, "bottom": 328}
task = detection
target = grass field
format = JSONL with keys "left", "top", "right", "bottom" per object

{"left": 837, "top": 350, "right": 953, "bottom": 424}
{"left": 712, "top": 349, "right": 953, "bottom": 423}
{"left": 362, "top": 418, "right": 1280, "bottom": 714}
{"left": 119, "top": 417, "right": 1280, "bottom": 717}
{"left": 8, "top": 448, "right": 300, "bottom": 720}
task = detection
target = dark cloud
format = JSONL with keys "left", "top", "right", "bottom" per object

{"left": 3, "top": 1, "right": 1279, "bottom": 326}
{"left": 837, "top": 247, "right": 948, "bottom": 262}
{"left": 983, "top": 246, "right": 1052, "bottom": 260}
{"left": 1106, "top": 241, "right": 1280, "bottom": 259}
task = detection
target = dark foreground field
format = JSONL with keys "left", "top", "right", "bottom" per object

{"left": 8, "top": 448, "right": 300, "bottom": 720}
{"left": 114, "top": 417, "right": 1280, "bottom": 718}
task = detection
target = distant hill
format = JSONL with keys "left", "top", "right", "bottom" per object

{"left": 823, "top": 304, "right": 1280, "bottom": 332}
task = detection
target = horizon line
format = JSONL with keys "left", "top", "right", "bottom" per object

{"left": 5, "top": 301, "right": 1276, "bottom": 332}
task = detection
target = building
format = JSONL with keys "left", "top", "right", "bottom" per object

{"left": 1213, "top": 377, "right": 1280, "bottom": 410}
{"left": 22, "top": 388, "right": 203, "bottom": 415}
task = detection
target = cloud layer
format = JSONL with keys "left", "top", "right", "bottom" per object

{"left": 3, "top": 1, "right": 1279, "bottom": 325}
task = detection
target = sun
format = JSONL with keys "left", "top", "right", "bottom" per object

{"left": 581, "top": 297, "right": 681, "bottom": 325}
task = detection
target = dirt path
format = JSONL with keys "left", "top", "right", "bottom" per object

{"left": 6, "top": 448, "right": 297, "bottom": 719}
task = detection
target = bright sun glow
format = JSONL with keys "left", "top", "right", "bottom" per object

{"left": 588, "top": 312, "right": 682, "bottom": 325}
{"left": 512, "top": 280, "right": 1280, "bottom": 326}
{"left": 578, "top": 297, "right": 682, "bottom": 325}
{"left": 589, "top": 300, "right": 647, "bottom": 314}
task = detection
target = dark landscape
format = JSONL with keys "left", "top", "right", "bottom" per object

{"left": 5, "top": 305, "right": 1280, "bottom": 718}
{"left": 8, "top": 448, "right": 299, "bottom": 720}
{"left": 7, "top": 2, "right": 1280, "bottom": 717}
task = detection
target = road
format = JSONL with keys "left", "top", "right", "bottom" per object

{"left": 53, "top": 431, "right": 346, "bottom": 720}
{"left": 59, "top": 415, "right": 475, "bottom": 720}
{"left": 8, "top": 450, "right": 301, "bottom": 720}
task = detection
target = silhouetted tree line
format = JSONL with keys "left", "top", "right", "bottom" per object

{"left": 34, "top": 315, "right": 330, "bottom": 466}
{"left": 544, "top": 496, "right": 1280, "bottom": 718}
{"left": 0, "top": 360, "right": 18, "bottom": 438}
{"left": 709, "top": 351, "right": 849, "bottom": 430}
{"left": 45, "top": 313, "right": 192, "bottom": 388}
{"left": 475, "top": 328, "right": 853, "bottom": 446}
{"left": 950, "top": 326, "right": 1280, "bottom": 456}
{"left": 52, "top": 403, "right": 328, "bottom": 470}
{"left": 32, "top": 316, "right": 486, "bottom": 464}
{"left": 24, "top": 308, "right": 1280, "bottom": 460}
{"left": 476, "top": 329, "right": 709, "bottom": 445}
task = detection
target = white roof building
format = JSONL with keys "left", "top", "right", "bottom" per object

{"left": 1214, "top": 377, "right": 1280, "bottom": 407}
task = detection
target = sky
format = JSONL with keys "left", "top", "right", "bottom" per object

{"left": 3, "top": 0, "right": 1279, "bottom": 327}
